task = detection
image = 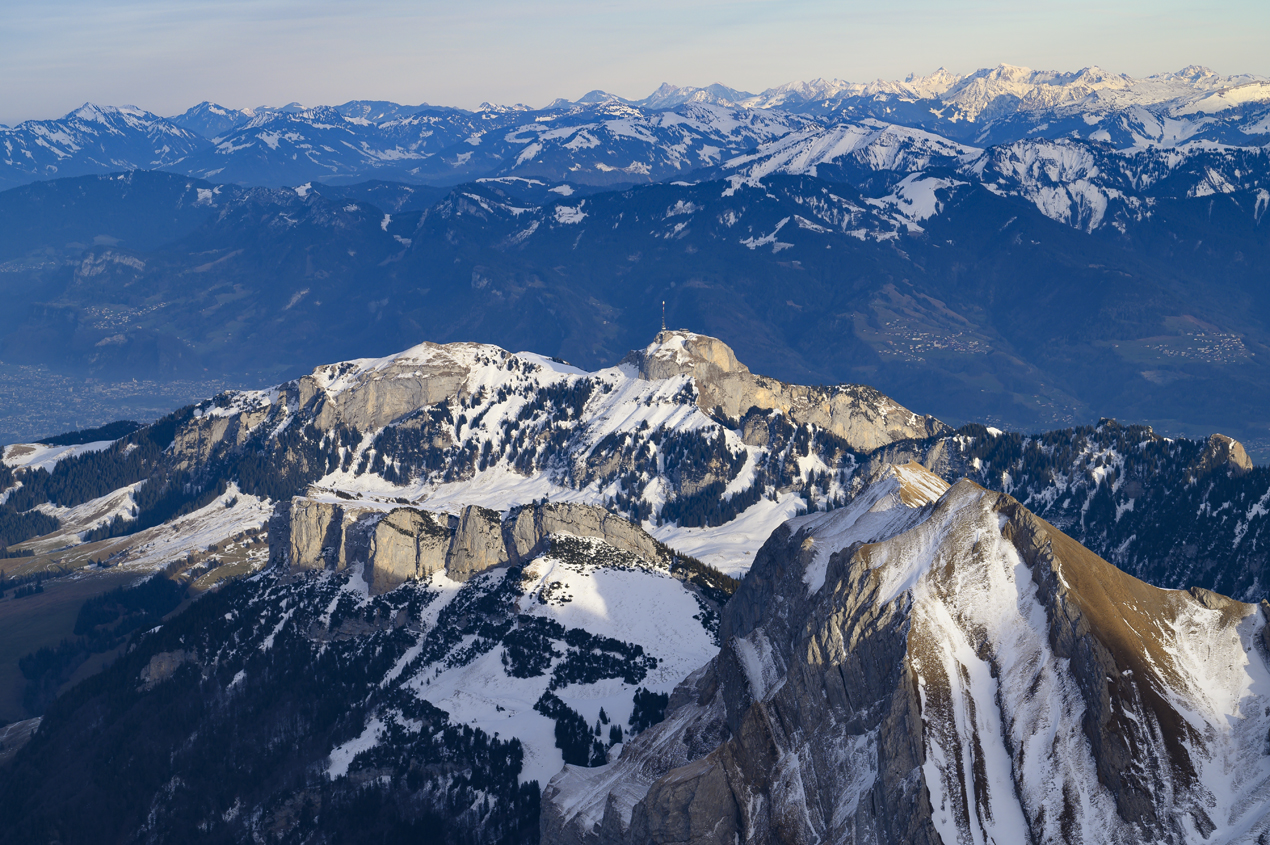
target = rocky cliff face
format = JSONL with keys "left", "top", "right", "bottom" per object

{"left": 543, "top": 464, "right": 1270, "bottom": 844}
{"left": 508, "top": 501, "right": 666, "bottom": 565}
{"left": 275, "top": 496, "right": 675, "bottom": 594}
{"left": 284, "top": 499, "right": 358, "bottom": 572}
{"left": 297, "top": 343, "right": 478, "bottom": 433}
{"left": 169, "top": 342, "right": 486, "bottom": 469}
{"left": 369, "top": 507, "right": 452, "bottom": 592}
{"left": 1194, "top": 432, "right": 1254, "bottom": 477}
{"left": 624, "top": 331, "right": 947, "bottom": 451}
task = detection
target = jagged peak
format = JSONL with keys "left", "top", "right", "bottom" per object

{"left": 1176, "top": 64, "right": 1218, "bottom": 80}
{"left": 792, "top": 461, "right": 949, "bottom": 595}
{"left": 552, "top": 472, "right": 1270, "bottom": 843}
{"left": 888, "top": 460, "right": 951, "bottom": 506}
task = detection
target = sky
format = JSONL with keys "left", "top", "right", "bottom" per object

{"left": 2, "top": 0, "right": 1269, "bottom": 125}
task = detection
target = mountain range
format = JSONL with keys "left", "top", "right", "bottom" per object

{"left": 3, "top": 64, "right": 1270, "bottom": 192}
{"left": 5, "top": 60, "right": 1270, "bottom": 845}
{"left": 2, "top": 154, "right": 1268, "bottom": 456}
{"left": 2, "top": 64, "right": 1269, "bottom": 454}
{"left": 0, "top": 330, "right": 1267, "bottom": 843}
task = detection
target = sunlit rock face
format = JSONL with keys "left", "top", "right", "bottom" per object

{"left": 277, "top": 496, "right": 680, "bottom": 594}
{"left": 625, "top": 330, "right": 948, "bottom": 452}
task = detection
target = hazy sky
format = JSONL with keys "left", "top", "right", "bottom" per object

{"left": 3, "top": 0, "right": 1268, "bottom": 125}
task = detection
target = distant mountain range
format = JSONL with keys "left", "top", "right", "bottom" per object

{"left": 2, "top": 159, "right": 1267, "bottom": 451}
{"left": 2, "top": 65, "right": 1268, "bottom": 195}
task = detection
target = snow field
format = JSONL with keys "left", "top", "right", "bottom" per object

{"left": 391, "top": 548, "right": 718, "bottom": 787}
{"left": 1153, "top": 602, "right": 1270, "bottom": 840}
{"left": 3, "top": 440, "right": 115, "bottom": 472}
{"left": 106, "top": 483, "right": 273, "bottom": 572}
{"left": 653, "top": 492, "right": 803, "bottom": 578}
{"left": 520, "top": 548, "right": 717, "bottom": 690}
{"left": 903, "top": 486, "right": 1120, "bottom": 843}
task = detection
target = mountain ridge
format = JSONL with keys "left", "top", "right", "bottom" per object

{"left": 3, "top": 62, "right": 1269, "bottom": 193}
{"left": 543, "top": 464, "right": 1270, "bottom": 844}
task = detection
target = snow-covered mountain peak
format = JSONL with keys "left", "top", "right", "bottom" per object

{"left": 624, "top": 329, "right": 749, "bottom": 382}
{"left": 790, "top": 461, "right": 949, "bottom": 595}
{"left": 168, "top": 101, "right": 258, "bottom": 139}
{"left": 477, "top": 102, "right": 532, "bottom": 114}
{"left": 797, "top": 461, "right": 949, "bottom": 540}
{"left": 573, "top": 89, "right": 624, "bottom": 105}
{"left": 646, "top": 82, "right": 679, "bottom": 98}
{"left": 1171, "top": 64, "right": 1220, "bottom": 83}
{"left": 304, "top": 340, "right": 511, "bottom": 394}
{"left": 899, "top": 66, "right": 960, "bottom": 98}
{"left": 735, "top": 64, "right": 1270, "bottom": 123}
{"left": 636, "top": 82, "right": 756, "bottom": 110}
{"left": 547, "top": 470, "right": 1270, "bottom": 843}
{"left": 69, "top": 103, "right": 147, "bottom": 122}
{"left": 737, "top": 78, "right": 844, "bottom": 110}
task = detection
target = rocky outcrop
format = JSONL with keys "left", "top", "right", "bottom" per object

{"left": 139, "top": 650, "right": 195, "bottom": 690}
{"left": 170, "top": 342, "right": 500, "bottom": 469}
{"left": 275, "top": 497, "right": 670, "bottom": 594}
{"left": 624, "top": 331, "right": 947, "bottom": 451}
{"left": 545, "top": 467, "right": 1270, "bottom": 844}
{"left": 277, "top": 498, "right": 381, "bottom": 574}
{"left": 170, "top": 400, "right": 275, "bottom": 470}
{"left": 507, "top": 501, "right": 666, "bottom": 565}
{"left": 445, "top": 505, "right": 507, "bottom": 582}
{"left": 298, "top": 343, "right": 482, "bottom": 432}
{"left": 1193, "top": 432, "right": 1253, "bottom": 477}
{"left": 287, "top": 499, "right": 347, "bottom": 571}
{"left": 0, "top": 717, "right": 41, "bottom": 767}
{"left": 368, "top": 507, "right": 452, "bottom": 593}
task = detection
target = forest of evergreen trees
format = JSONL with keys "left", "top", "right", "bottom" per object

{"left": 17, "top": 575, "right": 186, "bottom": 713}
{"left": 0, "top": 570, "right": 540, "bottom": 845}
{"left": 37, "top": 420, "right": 143, "bottom": 447}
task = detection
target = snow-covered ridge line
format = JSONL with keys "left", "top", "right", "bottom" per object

{"left": 545, "top": 465, "right": 1270, "bottom": 844}
{"left": 5, "top": 61, "right": 1270, "bottom": 194}
{"left": 167, "top": 331, "right": 943, "bottom": 578}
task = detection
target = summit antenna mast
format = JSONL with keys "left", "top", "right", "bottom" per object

{"left": 661, "top": 301, "right": 665, "bottom": 333}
